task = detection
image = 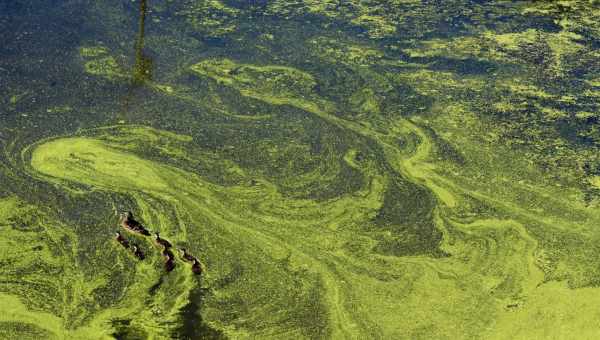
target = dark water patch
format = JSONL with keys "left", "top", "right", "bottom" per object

{"left": 409, "top": 56, "right": 497, "bottom": 75}
{"left": 232, "top": 15, "right": 327, "bottom": 66}
{"left": 556, "top": 119, "right": 596, "bottom": 148}
{"left": 361, "top": 133, "right": 445, "bottom": 258}
{"left": 373, "top": 178, "right": 444, "bottom": 257}
{"left": 222, "top": 0, "right": 269, "bottom": 11}
{"left": 112, "top": 319, "right": 149, "bottom": 340}
{"left": 420, "top": 124, "right": 465, "bottom": 165}
{"left": 174, "top": 287, "right": 225, "bottom": 340}
{"left": 380, "top": 82, "right": 433, "bottom": 117}
{"left": 147, "top": 277, "right": 163, "bottom": 296}
{"left": 313, "top": 65, "right": 366, "bottom": 107}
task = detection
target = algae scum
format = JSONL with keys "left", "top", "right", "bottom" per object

{"left": 2, "top": 0, "right": 600, "bottom": 339}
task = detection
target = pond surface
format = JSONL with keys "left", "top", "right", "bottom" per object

{"left": 1, "top": 1, "right": 600, "bottom": 339}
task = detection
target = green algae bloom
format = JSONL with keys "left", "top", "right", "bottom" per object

{"left": 3, "top": 0, "right": 600, "bottom": 339}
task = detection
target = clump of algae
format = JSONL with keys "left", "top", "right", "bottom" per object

{"left": 190, "top": 58, "right": 328, "bottom": 114}
{"left": 175, "top": 0, "right": 239, "bottom": 37}
{"left": 79, "top": 46, "right": 125, "bottom": 80}
{"left": 308, "top": 36, "right": 383, "bottom": 67}
{"left": 403, "top": 28, "right": 585, "bottom": 74}
{"left": 265, "top": 0, "right": 398, "bottom": 39}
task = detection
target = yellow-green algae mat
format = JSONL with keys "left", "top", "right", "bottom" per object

{"left": 3, "top": 0, "right": 600, "bottom": 338}
{"left": 4, "top": 118, "right": 598, "bottom": 339}
{"left": 6, "top": 53, "right": 600, "bottom": 338}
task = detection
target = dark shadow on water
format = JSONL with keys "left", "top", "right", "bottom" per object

{"left": 148, "top": 277, "right": 163, "bottom": 296}
{"left": 112, "top": 319, "right": 148, "bottom": 340}
{"left": 111, "top": 281, "right": 224, "bottom": 339}
{"left": 174, "top": 286, "right": 226, "bottom": 340}
{"left": 122, "top": 0, "right": 154, "bottom": 113}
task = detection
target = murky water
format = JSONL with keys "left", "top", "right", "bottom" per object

{"left": 1, "top": 1, "right": 600, "bottom": 339}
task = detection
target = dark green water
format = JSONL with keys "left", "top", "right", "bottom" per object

{"left": 1, "top": 1, "right": 600, "bottom": 339}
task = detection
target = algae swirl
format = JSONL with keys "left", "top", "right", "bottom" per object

{"left": 2, "top": 0, "right": 600, "bottom": 339}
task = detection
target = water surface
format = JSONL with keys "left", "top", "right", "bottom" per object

{"left": 1, "top": 1, "right": 600, "bottom": 339}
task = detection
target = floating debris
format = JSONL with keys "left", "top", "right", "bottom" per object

{"left": 179, "top": 248, "right": 203, "bottom": 275}
{"left": 114, "top": 231, "right": 130, "bottom": 249}
{"left": 120, "top": 211, "right": 151, "bottom": 236}
{"left": 162, "top": 248, "right": 176, "bottom": 272}
{"left": 131, "top": 244, "right": 145, "bottom": 260}
{"left": 178, "top": 248, "right": 195, "bottom": 262}
{"left": 114, "top": 213, "right": 206, "bottom": 274}
{"left": 191, "top": 259, "right": 202, "bottom": 275}
{"left": 154, "top": 232, "right": 172, "bottom": 249}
